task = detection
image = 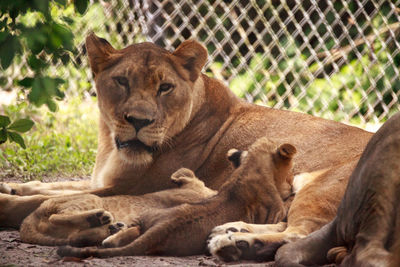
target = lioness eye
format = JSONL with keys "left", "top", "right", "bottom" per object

{"left": 158, "top": 83, "right": 174, "bottom": 95}
{"left": 113, "top": 76, "right": 129, "bottom": 87}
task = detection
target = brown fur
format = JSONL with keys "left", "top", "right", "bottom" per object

{"left": 19, "top": 168, "right": 216, "bottom": 247}
{"left": 275, "top": 112, "right": 400, "bottom": 266}
{"left": 57, "top": 136, "right": 296, "bottom": 257}
{"left": 0, "top": 35, "right": 371, "bottom": 258}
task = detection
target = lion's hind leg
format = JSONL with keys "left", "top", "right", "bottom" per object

{"left": 0, "top": 180, "right": 91, "bottom": 196}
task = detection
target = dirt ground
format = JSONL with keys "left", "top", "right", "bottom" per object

{"left": 0, "top": 229, "right": 275, "bottom": 267}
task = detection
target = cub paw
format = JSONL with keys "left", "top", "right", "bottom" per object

{"left": 102, "top": 226, "right": 141, "bottom": 248}
{"left": 108, "top": 222, "right": 127, "bottom": 235}
{"left": 86, "top": 210, "right": 113, "bottom": 227}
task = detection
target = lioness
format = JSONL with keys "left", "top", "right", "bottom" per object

{"left": 0, "top": 34, "right": 372, "bottom": 257}
{"left": 19, "top": 168, "right": 217, "bottom": 247}
{"left": 274, "top": 112, "right": 400, "bottom": 267}
{"left": 57, "top": 136, "right": 296, "bottom": 257}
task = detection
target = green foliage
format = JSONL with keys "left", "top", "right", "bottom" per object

{"left": 0, "top": 0, "right": 89, "bottom": 147}
{"left": 0, "top": 97, "right": 97, "bottom": 181}
{"left": 0, "top": 115, "right": 34, "bottom": 148}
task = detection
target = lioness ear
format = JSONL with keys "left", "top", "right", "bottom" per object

{"left": 277, "top": 144, "right": 296, "bottom": 160}
{"left": 172, "top": 40, "right": 208, "bottom": 82}
{"left": 86, "top": 33, "right": 118, "bottom": 77}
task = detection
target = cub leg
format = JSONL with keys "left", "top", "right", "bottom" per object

{"left": 0, "top": 193, "right": 51, "bottom": 228}
{"left": 68, "top": 224, "right": 112, "bottom": 247}
{"left": 0, "top": 180, "right": 91, "bottom": 196}
{"left": 102, "top": 225, "right": 140, "bottom": 248}
{"left": 50, "top": 209, "right": 114, "bottom": 228}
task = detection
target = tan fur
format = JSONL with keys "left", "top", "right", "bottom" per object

{"left": 0, "top": 36, "right": 372, "bottom": 258}
{"left": 57, "top": 136, "right": 297, "bottom": 257}
{"left": 274, "top": 112, "right": 400, "bottom": 266}
{"left": 19, "top": 168, "right": 216, "bottom": 246}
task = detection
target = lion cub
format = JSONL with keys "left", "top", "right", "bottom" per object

{"left": 57, "top": 136, "right": 296, "bottom": 258}
{"left": 20, "top": 168, "right": 217, "bottom": 247}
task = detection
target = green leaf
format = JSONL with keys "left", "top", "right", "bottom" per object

{"left": 33, "top": 0, "right": 49, "bottom": 15}
{"left": 0, "top": 34, "right": 21, "bottom": 69}
{"left": 27, "top": 55, "right": 48, "bottom": 70}
{"left": 55, "top": 0, "right": 67, "bottom": 6}
{"left": 74, "top": 0, "right": 89, "bottom": 14}
{"left": 46, "top": 99, "right": 57, "bottom": 112}
{"left": 0, "top": 128, "right": 7, "bottom": 144}
{"left": 8, "top": 119, "right": 34, "bottom": 133}
{"left": 0, "top": 31, "right": 8, "bottom": 42}
{"left": 28, "top": 76, "right": 65, "bottom": 108}
{"left": 18, "top": 77, "right": 34, "bottom": 88}
{"left": 8, "top": 131, "right": 26, "bottom": 149}
{"left": 61, "top": 16, "right": 74, "bottom": 25}
{"left": 0, "top": 115, "right": 11, "bottom": 127}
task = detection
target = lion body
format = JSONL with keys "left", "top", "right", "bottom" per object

{"left": 0, "top": 36, "right": 373, "bottom": 259}
{"left": 274, "top": 112, "right": 400, "bottom": 266}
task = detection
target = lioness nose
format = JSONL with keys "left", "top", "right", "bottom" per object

{"left": 124, "top": 114, "right": 154, "bottom": 132}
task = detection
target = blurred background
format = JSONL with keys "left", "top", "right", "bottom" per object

{"left": 0, "top": 0, "right": 399, "bottom": 180}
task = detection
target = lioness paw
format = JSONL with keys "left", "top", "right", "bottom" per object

{"left": 208, "top": 232, "right": 284, "bottom": 262}
{"left": 209, "top": 221, "right": 253, "bottom": 240}
{"left": 207, "top": 233, "right": 241, "bottom": 262}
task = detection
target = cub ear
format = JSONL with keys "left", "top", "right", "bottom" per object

{"left": 277, "top": 144, "right": 297, "bottom": 160}
{"left": 227, "top": 149, "right": 248, "bottom": 168}
{"left": 85, "top": 33, "right": 118, "bottom": 77}
{"left": 172, "top": 40, "right": 208, "bottom": 82}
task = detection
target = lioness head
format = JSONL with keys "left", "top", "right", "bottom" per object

{"left": 86, "top": 34, "right": 208, "bottom": 165}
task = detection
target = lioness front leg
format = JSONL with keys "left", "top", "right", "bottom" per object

{"left": 0, "top": 180, "right": 91, "bottom": 196}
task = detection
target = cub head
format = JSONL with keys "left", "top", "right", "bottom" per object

{"left": 86, "top": 34, "right": 208, "bottom": 165}
{"left": 227, "top": 136, "right": 296, "bottom": 200}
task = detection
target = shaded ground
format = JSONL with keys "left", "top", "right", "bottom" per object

{"left": 0, "top": 230, "right": 274, "bottom": 267}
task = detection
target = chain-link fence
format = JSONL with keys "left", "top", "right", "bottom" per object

{"left": 134, "top": 0, "right": 400, "bottom": 126}
{"left": 4, "top": 0, "right": 400, "bottom": 127}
